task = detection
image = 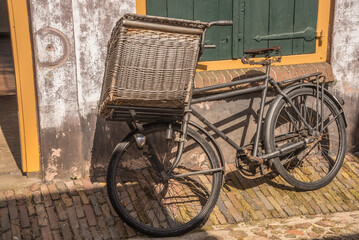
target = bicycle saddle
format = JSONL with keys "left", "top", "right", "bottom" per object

{"left": 244, "top": 46, "right": 281, "bottom": 56}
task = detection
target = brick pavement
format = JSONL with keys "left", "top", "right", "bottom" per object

{"left": 0, "top": 153, "right": 359, "bottom": 239}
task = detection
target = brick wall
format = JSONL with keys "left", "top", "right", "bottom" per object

{"left": 194, "top": 62, "right": 333, "bottom": 89}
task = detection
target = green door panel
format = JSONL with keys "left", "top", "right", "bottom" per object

{"left": 167, "top": 0, "right": 194, "bottom": 20}
{"left": 232, "top": 0, "right": 245, "bottom": 59}
{"left": 194, "top": 0, "right": 233, "bottom": 61}
{"left": 243, "top": 0, "right": 318, "bottom": 56}
{"left": 293, "top": 0, "right": 319, "bottom": 54}
{"left": 194, "top": 0, "right": 220, "bottom": 61}
{"left": 218, "top": 0, "right": 233, "bottom": 60}
{"left": 244, "top": 0, "right": 270, "bottom": 52}
{"left": 269, "top": 0, "right": 295, "bottom": 55}
{"left": 146, "top": 0, "right": 167, "bottom": 17}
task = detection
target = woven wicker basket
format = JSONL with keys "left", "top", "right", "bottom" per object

{"left": 98, "top": 14, "right": 208, "bottom": 119}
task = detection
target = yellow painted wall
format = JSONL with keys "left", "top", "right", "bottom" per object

{"left": 7, "top": 0, "right": 40, "bottom": 172}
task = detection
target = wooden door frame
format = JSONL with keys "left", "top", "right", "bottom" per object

{"left": 7, "top": 0, "right": 40, "bottom": 172}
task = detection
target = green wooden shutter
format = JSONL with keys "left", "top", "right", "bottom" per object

{"left": 293, "top": 0, "right": 319, "bottom": 54}
{"left": 146, "top": 0, "right": 233, "bottom": 61}
{"left": 146, "top": 0, "right": 167, "bottom": 17}
{"left": 243, "top": 0, "right": 318, "bottom": 56}
{"left": 194, "top": 0, "right": 233, "bottom": 61}
{"left": 146, "top": 0, "right": 319, "bottom": 60}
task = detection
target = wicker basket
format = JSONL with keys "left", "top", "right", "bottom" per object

{"left": 98, "top": 14, "right": 208, "bottom": 119}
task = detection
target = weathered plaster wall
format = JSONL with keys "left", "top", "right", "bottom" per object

{"left": 330, "top": 0, "right": 359, "bottom": 150}
{"left": 29, "top": 0, "right": 136, "bottom": 181}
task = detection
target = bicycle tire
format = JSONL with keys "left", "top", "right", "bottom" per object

{"left": 107, "top": 123, "right": 222, "bottom": 237}
{"left": 264, "top": 87, "right": 346, "bottom": 190}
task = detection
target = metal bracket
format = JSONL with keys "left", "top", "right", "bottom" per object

{"left": 175, "top": 137, "right": 187, "bottom": 143}
{"left": 316, "top": 30, "right": 324, "bottom": 40}
{"left": 204, "top": 44, "right": 216, "bottom": 49}
{"left": 129, "top": 110, "right": 144, "bottom": 132}
{"left": 173, "top": 131, "right": 187, "bottom": 143}
{"left": 254, "top": 27, "right": 317, "bottom": 42}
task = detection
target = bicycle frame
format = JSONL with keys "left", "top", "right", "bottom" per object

{"left": 104, "top": 16, "right": 349, "bottom": 236}
{"left": 167, "top": 63, "right": 326, "bottom": 177}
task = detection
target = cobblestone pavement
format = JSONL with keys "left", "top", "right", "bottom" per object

{"left": 1, "top": 153, "right": 359, "bottom": 239}
{"left": 144, "top": 211, "right": 359, "bottom": 240}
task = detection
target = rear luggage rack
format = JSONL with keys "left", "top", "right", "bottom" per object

{"left": 107, "top": 105, "right": 185, "bottom": 122}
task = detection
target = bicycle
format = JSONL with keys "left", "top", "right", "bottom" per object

{"left": 98, "top": 14, "right": 347, "bottom": 237}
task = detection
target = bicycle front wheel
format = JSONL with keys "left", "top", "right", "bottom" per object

{"left": 107, "top": 123, "right": 222, "bottom": 237}
{"left": 265, "top": 87, "right": 346, "bottom": 190}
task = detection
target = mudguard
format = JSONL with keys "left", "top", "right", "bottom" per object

{"left": 189, "top": 121, "right": 225, "bottom": 170}
{"left": 114, "top": 122, "right": 225, "bottom": 170}
{"left": 265, "top": 83, "right": 347, "bottom": 130}
{"left": 263, "top": 83, "right": 347, "bottom": 158}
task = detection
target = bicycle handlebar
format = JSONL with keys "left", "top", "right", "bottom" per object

{"left": 199, "top": 20, "right": 233, "bottom": 59}
{"left": 208, "top": 20, "right": 233, "bottom": 27}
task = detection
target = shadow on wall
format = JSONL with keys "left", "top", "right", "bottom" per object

{"left": 89, "top": 70, "right": 276, "bottom": 179}
{"left": 331, "top": 85, "right": 359, "bottom": 152}
{"left": 90, "top": 117, "right": 129, "bottom": 179}
{"left": 89, "top": 91, "right": 275, "bottom": 180}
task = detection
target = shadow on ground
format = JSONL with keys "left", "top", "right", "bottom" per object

{"left": 0, "top": 95, "right": 22, "bottom": 173}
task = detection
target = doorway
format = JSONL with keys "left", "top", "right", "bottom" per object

{"left": 0, "top": 0, "right": 22, "bottom": 174}
{"left": 1, "top": 0, "right": 40, "bottom": 175}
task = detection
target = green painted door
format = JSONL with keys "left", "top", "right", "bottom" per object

{"left": 146, "top": 0, "right": 319, "bottom": 61}
{"left": 147, "top": 0, "right": 233, "bottom": 61}
{"left": 244, "top": 0, "right": 318, "bottom": 56}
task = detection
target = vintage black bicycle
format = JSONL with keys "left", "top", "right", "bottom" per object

{"left": 98, "top": 14, "right": 347, "bottom": 237}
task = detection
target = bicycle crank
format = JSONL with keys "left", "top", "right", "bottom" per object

{"left": 235, "top": 148, "right": 272, "bottom": 179}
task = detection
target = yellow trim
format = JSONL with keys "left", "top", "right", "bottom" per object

{"left": 7, "top": 0, "right": 40, "bottom": 172}
{"left": 136, "top": 0, "right": 147, "bottom": 15}
{"left": 136, "top": 0, "right": 330, "bottom": 71}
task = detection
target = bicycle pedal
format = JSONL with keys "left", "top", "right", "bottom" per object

{"left": 237, "top": 148, "right": 263, "bottom": 165}
{"left": 260, "top": 163, "right": 265, "bottom": 175}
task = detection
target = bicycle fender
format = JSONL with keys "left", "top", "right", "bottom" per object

{"left": 265, "top": 83, "right": 347, "bottom": 134}
{"left": 110, "top": 142, "right": 129, "bottom": 162}
{"left": 189, "top": 121, "right": 225, "bottom": 170}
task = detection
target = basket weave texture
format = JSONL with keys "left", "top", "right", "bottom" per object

{"left": 98, "top": 14, "right": 208, "bottom": 119}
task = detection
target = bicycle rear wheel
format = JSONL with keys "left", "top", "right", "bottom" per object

{"left": 107, "top": 123, "right": 222, "bottom": 237}
{"left": 265, "top": 87, "right": 346, "bottom": 190}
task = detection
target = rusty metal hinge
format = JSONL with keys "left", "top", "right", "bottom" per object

{"left": 254, "top": 27, "right": 317, "bottom": 42}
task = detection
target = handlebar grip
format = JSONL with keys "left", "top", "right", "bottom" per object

{"left": 209, "top": 20, "right": 233, "bottom": 26}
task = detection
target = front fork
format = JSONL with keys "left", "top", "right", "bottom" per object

{"left": 166, "top": 111, "right": 191, "bottom": 176}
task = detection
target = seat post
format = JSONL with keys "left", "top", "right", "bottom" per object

{"left": 265, "top": 61, "right": 271, "bottom": 77}
{"left": 252, "top": 62, "right": 271, "bottom": 157}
